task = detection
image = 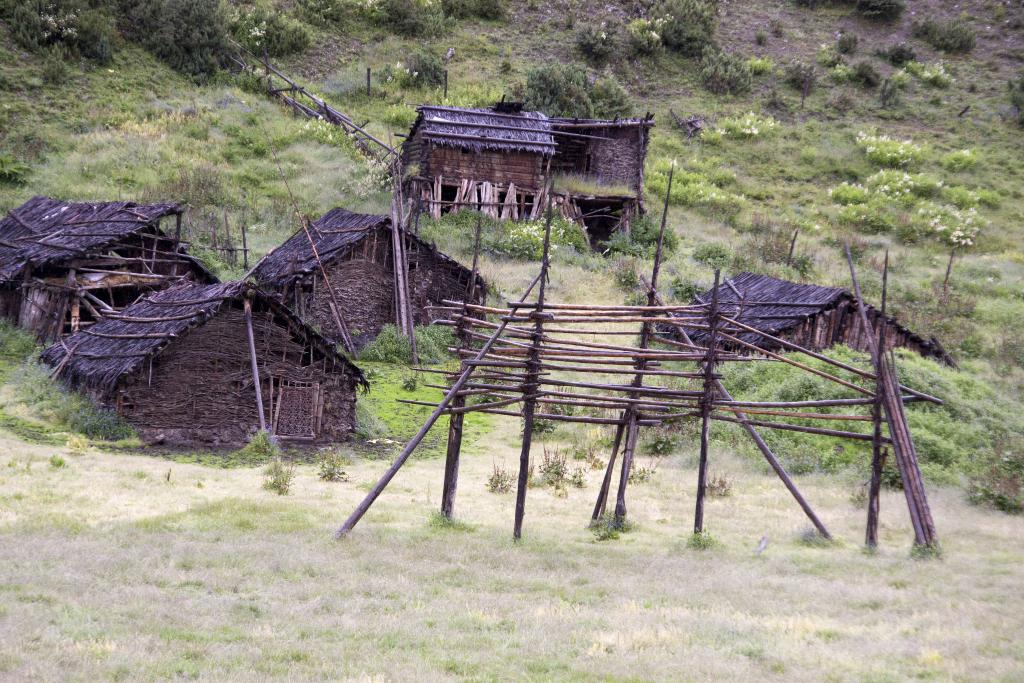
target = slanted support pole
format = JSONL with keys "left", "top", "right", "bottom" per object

{"left": 694, "top": 269, "right": 721, "bottom": 534}
{"left": 591, "top": 421, "right": 625, "bottom": 521}
{"left": 244, "top": 296, "right": 267, "bottom": 433}
{"left": 866, "top": 251, "right": 889, "bottom": 548}
{"left": 513, "top": 201, "right": 554, "bottom": 541}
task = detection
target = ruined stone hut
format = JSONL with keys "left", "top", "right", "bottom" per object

{"left": 402, "top": 103, "right": 653, "bottom": 242}
{"left": 250, "top": 207, "right": 485, "bottom": 349}
{"left": 678, "top": 272, "right": 955, "bottom": 366}
{"left": 41, "top": 281, "right": 366, "bottom": 447}
{"left": 0, "top": 196, "right": 216, "bottom": 343}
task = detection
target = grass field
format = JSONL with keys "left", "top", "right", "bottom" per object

{"left": 1, "top": 420, "right": 1023, "bottom": 681}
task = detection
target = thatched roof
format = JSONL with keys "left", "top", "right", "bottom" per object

{"left": 0, "top": 196, "right": 210, "bottom": 281}
{"left": 684, "top": 272, "right": 954, "bottom": 365}
{"left": 40, "top": 280, "right": 365, "bottom": 394}
{"left": 407, "top": 105, "right": 557, "bottom": 155}
{"left": 250, "top": 207, "right": 482, "bottom": 291}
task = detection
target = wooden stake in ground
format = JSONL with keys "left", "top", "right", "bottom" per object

{"left": 694, "top": 269, "right": 721, "bottom": 534}
{"left": 513, "top": 202, "right": 554, "bottom": 540}
{"left": 243, "top": 296, "right": 267, "bottom": 433}
{"left": 866, "top": 251, "right": 889, "bottom": 548}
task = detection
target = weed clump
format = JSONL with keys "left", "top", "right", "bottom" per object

{"left": 705, "top": 472, "right": 733, "bottom": 497}
{"left": 687, "top": 530, "right": 717, "bottom": 550}
{"left": 428, "top": 511, "right": 475, "bottom": 532}
{"left": 590, "top": 513, "right": 634, "bottom": 541}
{"left": 263, "top": 457, "right": 295, "bottom": 495}
{"left": 913, "top": 19, "right": 976, "bottom": 53}
{"left": 700, "top": 50, "right": 752, "bottom": 95}
{"left": 49, "top": 455, "right": 67, "bottom": 469}
{"left": 358, "top": 324, "right": 454, "bottom": 365}
{"left": 317, "top": 450, "right": 350, "bottom": 482}
{"left": 487, "top": 462, "right": 514, "bottom": 493}
{"left": 654, "top": 0, "right": 716, "bottom": 57}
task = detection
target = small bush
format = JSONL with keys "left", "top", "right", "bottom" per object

{"left": 537, "top": 447, "right": 569, "bottom": 488}
{"left": 492, "top": 216, "right": 588, "bottom": 260}
{"left": 365, "top": 0, "right": 443, "bottom": 36}
{"left": 700, "top": 50, "right": 752, "bottom": 95}
{"left": 0, "top": 154, "right": 30, "bottom": 185}
{"left": 238, "top": 430, "right": 280, "bottom": 461}
{"left": 856, "top": 0, "right": 904, "bottom": 21}
{"left": 522, "top": 63, "right": 634, "bottom": 119}
{"left": 590, "top": 75, "right": 635, "bottom": 119}
{"left": 122, "top": 0, "right": 229, "bottom": 77}
{"left": 317, "top": 450, "right": 350, "bottom": 482}
{"left": 487, "top": 462, "right": 514, "bottom": 493}
{"left": 816, "top": 45, "right": 843, "bottom": 69}
{"left": 692, "top": 243, "right": 732, "bottom": 270}
{"left": 755, "top": 30, "right": 767, "bottom": 46}
{"left": 878, "top": 42, "right": 916, "bottom": 66}
{"left": 49, "top": 455, "right": 67, "bottom": 469}
{"left": 626, "top": 18, "right": 665, "bottom": 56}
{"left": 687, "top": 530, "right": 717, "bottom": 550}
{"left": 784, "top": 60, "right": 817, "bottom": 94}
{"left": 654, "top": 0, "right": 716, "bottom": 56}
{"left": 836, "top": 32, "right": 858, "bottom": 55}
{"left": 717, "top": 111, "right": 778, "bottom": 138}
{"left": 855, "top": 131, "right": 925, "bottom": 167}
{"left": 705, "top": 472, "right": 732, "bottom": 497}
{"left": 231, "top": 3, "right": 310, "bottom": 57}
{"left": 940, "top": 149, "right": 978, "bottom": 171}
{"left": 913, "top": 19, "right": 976, "bottom": 53}
{"left": 628, "top": 462, "right": 657, "bottom": 484}
{"left": 262, "top": 457, "right": 296, "bottom": 495}
{"left": 967, "top": 436, "right": 1023, "bottom": 514}
{"left": 1010, "top": 72, "right": 1024, "bottom": 128}
{"left": 612, "top": 258, "right": 639, "bottom": 291}
{"left": 441, "top": 0, "right": 504, "bottom": 19}
{"left": 906, "top": 60, "right": 954, "bottom": 88}
{"left": 399, "top": 49, "right": 447, "bottom": 88}
{"left": 851, "top": 61, "right": 880, "bottom": 88}
{"left": 746, "top": 56, "right": 773, "bottom": 75}
{"left": 575, "top": 21, "right": 619, "bottom": 64}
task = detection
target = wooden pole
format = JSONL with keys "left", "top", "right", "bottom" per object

{"left": 786, "top": 229, "right": 798, "bottom": 267}
{"left": 513, "top": 200, "right": 554, "bottom": 540}
{"left": 443, "top": 69, "right": 449, "bottom": 99}
{"left": 336, "top": 273, "right": 544, "bottom": 537}
{"left": 694, "top": 269, "right": 720, "bottom": 534}
{"left": 244, "top": 297, "right": 267, "bottom": 433}
{"left": 591, "top": 421, "right": 625, "bottom": 521}
{"left": 611, "top": 164, "right": 673, "bottom": 526}
{"left": 866, "top": 251, "right": 888, "bottom": 548}
{"left": 240, "top": 220, "right": 249, "bottom": 269}
{"left": 366, "top": 66, "right": 371, "bottom": 97}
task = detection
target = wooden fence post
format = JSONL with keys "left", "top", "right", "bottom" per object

{"left": 694, "top": 269, "right": 721, "bottom": 534}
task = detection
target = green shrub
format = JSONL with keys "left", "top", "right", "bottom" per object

{"left": 967, "top": 435, "right": 1023, "bottom": 514}
{"left": 837, "top": 200, "right": 896, "bottom": 234}
{"left": 400, "top": 49, "right": 446, "bottom": 88}
{"left": 816, "top": 44, "right": 843, "bottom": 68}
{"left": 486, "top": 462, "right": 514, "bottom": 493}
{"left": 836, "top": 32, "right": 858, "bottom": 54}
{"left": 262, "top": 457, "right": 295, "bottom": 495}
{"left": 1008, "top": 71, "right": 1024, "bottom": 127}
{"left": 913, "top": 19, "right": 976, "bottom": 53}
{"left": 364, "top": 0, "right": 443, "bottom": 36}
{"left": 575, "top": 21, "right": 619, "bottom": 64}
{"left": 654, "top": 0, "right": 716, "bottom": 57}
{"left": 603, "top": 214, "right": 678, "bottom": 257}
{"left": 0, "top": 0, "right": 118, "bottom": 63}
{"left": 358, "top": 324, "right": 453, "bottom": 365}
{"left": 699, "top": 50, "right": 752, "bottom": 95}
{"left": 746, "top": 56, "right": 773, "bottom": 75}
{"left": 851, "top": 61, "right": 880, "bottom": 88}
{"left": 856, "top": 0, "right": 904, "bottom": 21}
{"left": 122, "top": 0, "right": 229, "bottom": 77}
{"left": 626, "top": 18, "right": 665, "bottom": 56}
{"left": 905, "top": 60, "right": 954, "bottom": 88}
{"left": 441, "top": 0, "right": 504, "bottom": 19}
{"left": 41, "top": 46, "right": 72, "bottom": 85}
{"left": 231, "top": 2, "right": 310, "bottom": 57}
{"left": 855, "top": 131, "right": 925, "bottom": 167}
{"left": 692, "top": 242, "right": 732, "bottom": 270}
{"left": 522, "top": 64, "right": 634, "bottom": 118}
{"left": 237, "top": 429, "right": 280, "bottom": 461}
{"left": 829, "top": 182, "right": 870, "bottom": 205}
{"left": 687, "top": 530, "right": 717, "bottom": 550}
{"left": 878, "top": 42, "right": 916, "bottom": 66}
{"left": 0, "top": 154, "right": 30, "bottom": 185}
{"left": 492, "top": 216, "right": 589, "bottom": 259}
{"left": 49, "top": 455, "right": 67, "bottom": 469}
{"left": 297, "top": 0, "right": 348, "bottom": 25}
{"left": 317, "top": 450, "right": 350, "bottom": 482}
{"left": 940, "top": 148, "right": 978, "bottom": 171}
{"left": 783, "top": 60, "right": 817, "bottom": 94}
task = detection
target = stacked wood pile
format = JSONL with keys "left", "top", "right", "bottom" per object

{"left": 0, "top": 196, "right": 216, "bottom": 342}
{"left": 680, "top": 272, "right": 956, "bottom": 367}
{"left": 41, "top": 280, "right": 365, "bottom": 447}
{"left": 250, "top": 207, "right": 484, "bottom": 348}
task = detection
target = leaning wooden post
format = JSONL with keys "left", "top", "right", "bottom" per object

{"left": 513, "top": 200, "right": 554, "bottom": 541}
{"left": 366, "top": 66, "right": 371, "bottom": 97}
{"left": 608, "top": 163, "right": 673, "bottom": 526}
{"left": 336, "top": 272, "right": 543, "bottom": 538}
{"left": 591, "top": 421, "right": 625, "bottom": 521}
{"left": 243, "top": 295, "right": 267, "bottom": 433}
{"left": 240, "top": 220, "right": 249, "bottom": 269}
{"left": 866, "top": 251, "right": 889, "bottom": 548}
{"left": 694, "top": 268, "right": 721, "bottom": 534}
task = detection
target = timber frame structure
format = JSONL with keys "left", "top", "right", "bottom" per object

{"left": 41, "top": 280, "right": 366, "bottom": 447}
{"left": 337, "top": 172, "right": 942, "bottom": 552}
{"left": 401, "top": 104, "right": 653, "bottom": 243}
{"left": 0, "top": 196, "right": 217, "bottom": 343}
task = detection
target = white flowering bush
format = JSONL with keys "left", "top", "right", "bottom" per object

{"left": 829, "top": 182, "right": 870, "bottom": 205}
{"left": 940, "top": 148, "right": 978, "bottom": 171}
{"left": 837, "top": 200, "right": 897, "bottom": 234}
{"left": 942, "top": 186, "right": 981, "bottom": 209}
{"left": 915, "top": 202, "right": 984, "bottom": 247}
{"left": 495, "top": 218, "right": 588, "bottom": 260}
{"left": 855, "top": 131, "right": 925, "bottom": 167}
{"left": 717, "top": 112, "right": 778, "bottom": 139}
{"left": 576, "top": 21, "right": 618, "bottom": 63}
{"left": 626, "top": 18, "right": 664, "bottom": 55}
{"left": 865, "top": 170, "right": 941, "bottom": 202}
{"left": 905, "top": 60, "right": 954, "bottom": 88}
